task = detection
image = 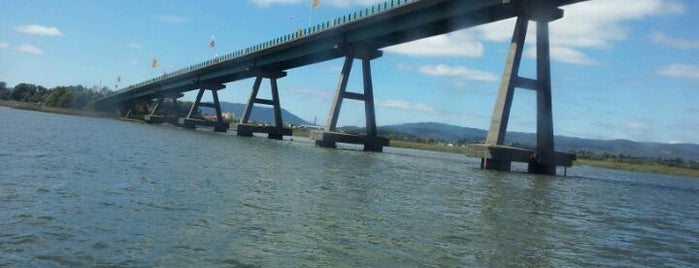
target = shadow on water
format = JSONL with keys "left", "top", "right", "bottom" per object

{"left": 473, "top": 171, "right": 557, "bottom": 267}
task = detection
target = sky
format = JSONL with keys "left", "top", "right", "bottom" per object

{"left": 1, "top": 0, "right": 698, "bottom": 144}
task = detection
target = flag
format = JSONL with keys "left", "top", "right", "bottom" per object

{"left": 209, "top": 35, "right": 216, "bottom": 48}
{"left": 151, "top": 58, "right": 158, "bottom": 68}
{"left": 116, "top": 75, "right": 121, "bottom": 83}
{"left": 312, "top": 0, "right": 319, "bottom": 8}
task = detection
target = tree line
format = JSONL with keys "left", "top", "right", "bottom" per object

{"left": 0, "top": 81, "right": 111, "bottom": 110}
{"left": 573, "top": 150, "right": 699, "bottom": 170}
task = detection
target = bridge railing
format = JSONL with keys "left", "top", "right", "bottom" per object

{"left": 110, "top": 0, "right": 416, "bottom": 97}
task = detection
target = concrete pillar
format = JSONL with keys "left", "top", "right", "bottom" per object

{"left": 237, "top": 70, "right": 290, "bottom": 139}
{"left": 532, "top": 19, "right": 556, "bottom": 175}
{"left": 479, "top": 4, "right": 563, "bottom": 175}
{"left": 315, "top": 44, "right": 387, "bottom": 152}
{"left": 324, "top": 56, "right": 354, "bottom": 132}
{"left": 180, "top": 83, "right": 229, "bottom": 132}
{"left": 486, "top": 16, "right": 528, "bottom": 147}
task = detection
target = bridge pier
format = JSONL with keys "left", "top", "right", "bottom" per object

{"left": 179, "top": 83, "right": 230, "bottom": 132}
{"left": 311, "top": 44, "right": 389, "bottom": 152}
{"left": 144, "top": 94, "right": 182, "bottom": 125}
{"left": 465, "top": 5, "right": 574, "bottom": 175}
{"left": 237, "top": 70, "right": 292, "bottom": 139}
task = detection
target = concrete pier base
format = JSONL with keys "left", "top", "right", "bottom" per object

{"left": 144, "top": 114, "right": 178, "bottom": 125}
{"left": 310, "top": 130, "right": 389, "bottom": 152}
{"left": 179, "top": 118, "right": 229, "bottom": 132}
{"left": 466, "top": 144, "right": 574, "bottom": 175}
{"left": 237, "top": 123, "right": 292, "bottom": 140}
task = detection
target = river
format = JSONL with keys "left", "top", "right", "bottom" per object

{"left": 1, "top": 106, "right": 698, "bottom": 267}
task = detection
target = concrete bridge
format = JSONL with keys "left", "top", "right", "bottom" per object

{"left": 97, "top": 0, "right": 589, "bottom": 175}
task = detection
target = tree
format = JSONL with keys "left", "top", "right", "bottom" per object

{"left": 44, "top": 86, "right": 72, "bottom": 107}
{"left": 0, "top": 81, "right": 9, "bottom": 100}
{"left": 11, "top": 83, "right": 37, "bottom": 102}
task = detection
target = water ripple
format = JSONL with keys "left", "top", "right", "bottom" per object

{"left": 1, "top": 108, "right": 698, "bottom": 267}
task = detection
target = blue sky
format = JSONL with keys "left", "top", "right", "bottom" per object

{"left": 1, "top": 0, "right": 698, "bottom": 144}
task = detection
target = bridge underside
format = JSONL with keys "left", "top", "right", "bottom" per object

{"left": 99, "top": 0, "right": 587, "bottom": 176}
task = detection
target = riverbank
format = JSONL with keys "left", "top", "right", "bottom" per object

{"left": 291, "top": 129, "right": 697, "bottom": 177}
{"left": 4, "top": 102, "right": 696, "bottom": 178}
{"left": 575, "top": 158, "right": 699, "bottom": 178}
{"left": 0, "top": 100, "right": 109, "bottom": 117}
{"left": 370, "top": 138, "right": 699, "bottom": 178}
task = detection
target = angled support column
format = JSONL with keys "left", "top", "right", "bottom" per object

{"left": 465, "top": 4, "right": 574, "bottom": 175}
{"left": 179, "top": 83, "right": 229, "bottom": 132}
{"left": 237, "top": 70, "right": 291, "bottom": 139}
{"left": 311, "top": 44, "right": 389, "bottom": 152}
{"left": 143, "top": 96, "right": 164, "bottom": 123}
{"left": 123, "top": 99, "right": 149, "bottom": 119}
{"left": 144, "top": 93, "right": 183, "bottom": 125}
{"left": 121, "top": 101, "right": 135, "bottom": 119}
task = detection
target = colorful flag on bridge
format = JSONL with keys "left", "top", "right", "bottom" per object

{"left": 313, "top": 0, "right": 319, "bottom": 8}
{"left": 151, "top": 58, "right": 158, "bottom": 69}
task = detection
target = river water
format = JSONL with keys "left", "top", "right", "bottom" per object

{"left": 1, "top": 106, "right": 698, "bottom": 267}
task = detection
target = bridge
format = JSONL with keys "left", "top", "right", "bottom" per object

{"left": 97, "top": 0, "right": 589, "bottom": 175}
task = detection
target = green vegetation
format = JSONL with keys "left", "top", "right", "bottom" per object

{"left": 388, "top": 139, "right": 465, "bottom": 154}
{"left": 576, "top": 159, "right": 699, "bottom": 177}
{"left": 0, "top": 81, "right": 111, "bottom": 113}
{"left": 4, "top": 80, "right": 697, "bottom": 177}
{"left": 572, "top": 151, "right": 699, "bottom": 177}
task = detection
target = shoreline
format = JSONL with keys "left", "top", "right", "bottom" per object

{"left": 0, "top": 100, "right": 110, "bottom": 118}
{"left": 3, "top": 101, "right": 696, "bottom": 178}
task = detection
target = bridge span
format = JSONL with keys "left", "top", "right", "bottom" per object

{"left": 97, "top": 0, "right": 589, "bottom": 175}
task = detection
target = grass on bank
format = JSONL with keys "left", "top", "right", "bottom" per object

{"left": 4, "top": 101, "right": 696, "bottom": 178}
{"left": 0, "top": 100, "right": 108, "bottom": 117}
{"left": 576, "top": 159, "right": 699, "bottom": 178}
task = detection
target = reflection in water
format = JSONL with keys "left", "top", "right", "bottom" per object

{"left": 476, "top": 172, "right": 554, "bottom": 267}
{"left": 1, "top": 107, "right": 698, "bottom": 267}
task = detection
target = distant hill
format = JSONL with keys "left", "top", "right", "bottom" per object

{"left": 198, "top": 103, "right": 698, "bottom": 161}
{"left": 342, "top": 122, "right": 699, "bottom": 161}
{"left": 201, "top": 102, "right": 311, "bottom": 126}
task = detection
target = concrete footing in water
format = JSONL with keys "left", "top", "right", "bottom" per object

{"left": 465, "top": 144, "right": 575, "bottom": 175}
{"left": 311, "top": 130, "right": 389, "bottom": 152}
{"left": 237, "top": 123, "right": 292, "bottom": 140}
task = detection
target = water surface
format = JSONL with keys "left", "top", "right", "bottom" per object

{"left": 1, "top": 107, "right": 697, "bottom": 267}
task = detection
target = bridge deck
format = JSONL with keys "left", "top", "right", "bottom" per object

{"left": 97, "top": 0, "right": 586, "bottom": 107}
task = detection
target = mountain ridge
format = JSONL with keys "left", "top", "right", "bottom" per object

{"left": 202, "top": 101, "right": 312, "bottom": 126}
{"left": 204, "top": 104, "right": 697, "bottom": 160}
{"left": 347, "top": 122, "right": 699, "bottom": 161}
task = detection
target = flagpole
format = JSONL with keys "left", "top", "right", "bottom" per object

{"left": 309, "top": 1, "right": 313, "bottom": 27}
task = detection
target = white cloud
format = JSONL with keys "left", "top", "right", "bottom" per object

{"left": 127, "top": 43, "right": 143, "bottom": 49}
{"left": 417, "top": 64, "right": 498, "bottom": 82}
{"left": 385, "top": 0, "right": 683, "bottom": 65}
{"left": 650, "top": 31, "right": 699, "bottom": 50}
{"left": 377, "top": 99, "right": 435, "bottom": 112}
{"left": 525, "top": 46, "right": 597, "bottom": 65}
{"left": 386, "top": 32, "right": 483, "bottom": 57}
{"left": 153, "top": 15, "right": 186, "bottom": 23}
{"left": 0, "top": 42, "right": 8, "bottom": 49}
{"left": 657, "top": 64, "right": 699, "bottom": 80}
{"left": 290, "top": 88, "right": 332, "bottom": 100}
{"left": 624, "top": 121, "right": 650, "bottom": 131}
{"left": 15, "top": 24, "right": 63, "bottom": 36}
{"left": 15, "top": 44, "right": 43, "bottom": 55}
